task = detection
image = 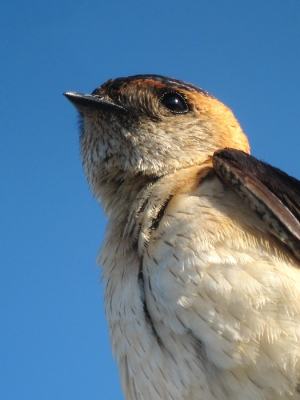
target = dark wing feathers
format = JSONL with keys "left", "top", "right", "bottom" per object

{"left": 213, "top": 148, "right": 300, "bottom": 261}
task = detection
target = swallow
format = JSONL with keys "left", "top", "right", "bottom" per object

{"left": 65, "top": 75, "right": 300, "bottom": 400}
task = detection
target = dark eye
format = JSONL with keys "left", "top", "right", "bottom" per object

{"left": 160, "top": 92, "right": 188, "bottom": 113}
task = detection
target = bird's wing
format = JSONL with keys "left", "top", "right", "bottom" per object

{"left": 213, "top": 148, "right": 300, "bottom": 261}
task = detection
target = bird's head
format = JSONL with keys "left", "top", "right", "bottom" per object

{"left": 65, "top": 75, "right": 249, "bottom": 203}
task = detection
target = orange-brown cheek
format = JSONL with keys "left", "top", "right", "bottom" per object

{"left": 181, "top": 90, "right": 250, "bottom": 153}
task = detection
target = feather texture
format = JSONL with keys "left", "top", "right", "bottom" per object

{"left": 65, "top": 75, "right": 300, "bottom": 399}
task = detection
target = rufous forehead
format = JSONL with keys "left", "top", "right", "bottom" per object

{"left": 98, "top": 75, "right": 215, "bottom": 104}
{"left": 117, "top": 78, "right": 212, "bottom": 97}
{"left": 118, "top": 79, "right": 168, "bottom": 94}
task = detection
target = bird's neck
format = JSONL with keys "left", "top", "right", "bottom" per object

{"left": 97, "top": 163, "right": 214, "bottom": 255}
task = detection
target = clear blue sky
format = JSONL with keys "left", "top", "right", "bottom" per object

{"left": 1, "top": 1, "right": 300, "bottom": 399}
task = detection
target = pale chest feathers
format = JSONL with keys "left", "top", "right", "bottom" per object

{"left": 100, "top": 172, "right": 300, "bottom": 400}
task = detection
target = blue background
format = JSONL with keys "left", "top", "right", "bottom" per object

{"left": 1, "top": 1, "right": 300, "bottom": 399}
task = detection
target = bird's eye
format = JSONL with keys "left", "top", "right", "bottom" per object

{"left": 160, "top": 92, "right": 188, "bottom": 114}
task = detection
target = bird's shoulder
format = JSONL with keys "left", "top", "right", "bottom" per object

{"left": 213, "top": 148, "right": 300, "bottom": 261}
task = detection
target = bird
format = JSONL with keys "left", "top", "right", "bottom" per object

{"left": 64, "top": 74, "right": 300, "bottom": 400}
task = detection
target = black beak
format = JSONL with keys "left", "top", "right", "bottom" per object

{"left": 63, "top": 92, "right": 125, "bottom": 113}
